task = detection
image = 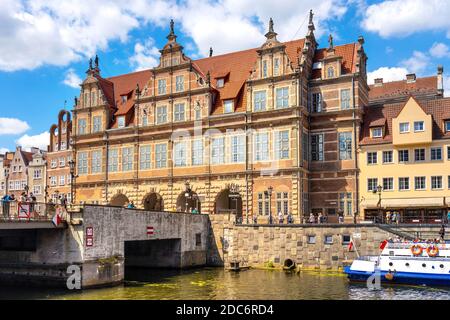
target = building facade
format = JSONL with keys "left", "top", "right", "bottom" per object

{"left": 47, "top": 110, "right": 73, "bottom": 204}
{"left": 28, "top": 152, "right": 47, "bottom": 203}
{"left": 359, "top": 96, "right": 450, "bottom": 223}
{"left": 71, "top": 14, "right": 369, "bottom": 222}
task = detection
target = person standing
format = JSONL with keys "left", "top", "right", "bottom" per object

{"left": 318, "top": 212, "right": 323, "bottom": 224}
{"left": 2, "top": 194, "right": 11, "bottom": 218}
{"left": 385, "top": 211, "right": 391, "bottom": 224}
{"left": 287, "top": 213, "right": 293, "bottom": 224}
{"left": 309, "top": 213, "right": 315, "bottom": 224}
{"left": 278, "top": 211, "right": 284, "bottom": 224}
{"left": 439, "top": 225, "right": 445, "bottom": 242}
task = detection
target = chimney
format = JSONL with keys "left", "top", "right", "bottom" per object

{"left": 209, "top": 47, "right": 213, "bottom": 57}
{"left": 374, "top": 78, "right": 383, "bottom": 87}
{"left": 406, "top": 73, "right": 416, "bottom": 83}
{"left": 437, "top": 65, "right": 444, "bottom": 96}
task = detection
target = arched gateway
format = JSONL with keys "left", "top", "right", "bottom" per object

{"left": 110, "top": 193, "right": 129, "bottom": 207}
{"left": 142, "top": 192, "right": 164, "bottom": 211}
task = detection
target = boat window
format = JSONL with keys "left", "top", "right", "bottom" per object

{"left": 422, "top": 263, "right": 426, "bottom": 268}
{"left": 440, "top": 264, "right": 444, "bottom": 269}
{"left": 389, "top": 262, "right": 393, "bottom": 266}
{"left": 405, "top": 263, "right": 410, "bottom": 267}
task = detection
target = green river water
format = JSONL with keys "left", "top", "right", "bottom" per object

{"left": 1, "top": 268, "right": 450, "bottom": 300}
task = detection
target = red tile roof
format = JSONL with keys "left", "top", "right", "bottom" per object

{"left": 311, "top": 43, "right": 358, "bottom": 79}
{"left": 369, "top": 76, "right": 438, "bottom": 103}
{"left": 360, "top": 97, "right": 450, "bottom": 145}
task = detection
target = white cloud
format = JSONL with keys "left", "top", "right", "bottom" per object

{"left": 0, "top": 148, "right": 9, "bottom": 154}
{"left": 129, "top": 38, "right": 160, "bottom": 71}
{"left": 367, "top": 67, "right": 409, "bottom": 84}
{"left": 400, "top": 51, "right": 429, "bottom": 74}
{"left": 0, "top": 117, "right": 30, "bottom": 135}
{"left": 361, "top": 0, "right": 450, "bottom": 38}
{"left": 429, "top": 42, "right": 450, "bottom": 58}
{"left": 15, "top": 131, "right": 49, "bottom": 151}
{"left": 63, "top": 68, "right": 82, "bottom": 88}
{"left": 0, "top": 0, "right": 352, "bottom": 71}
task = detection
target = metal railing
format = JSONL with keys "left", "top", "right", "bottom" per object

{"left": 0, "top": 201, "right": 68, "bottom": 222}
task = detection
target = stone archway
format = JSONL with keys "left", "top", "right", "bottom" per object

{"left": 142, "top": 192, "right": 164, "bottom": 211}
{"left": 176, "top": 191, "right": 201, "bottom": 213}
{"left": 110, "top": 193, "right": 129, "bottom": 207}
{"left": 215, "top": 188, "right": 243, "bottom": 219}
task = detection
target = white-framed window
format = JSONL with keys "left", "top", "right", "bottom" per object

{"left": 431, "top": 147, "right": 442, "bottom": 161}
{"left": 399, "top": 177, "right": 410, "bottom": 191}
{"left": 175, "top": 75, "right": 184, "bottom": 92}
{"left": 367, "top": 178, "right": 378, "bottom": 192}
{"left": 274, "top": 130, "right": 289, "bottom": 160}
{"left": 399, "top": 122, "right": 410, "bottom": 133}
{"left": 383, "top": 178, "right": 394, "bottom": 191}
{"left": 273, "top": 58, "right": 280, "bottom": 76}
{"left": 311, "top": 134, "right": 324, "bottom": 161}
{"left": 155, "top": 143, "right": 167, "bottom": 168}
{"left": 156, "top": 106, "right": 168, "bottom": 124}
{"left": 275, "top": 87, "right": 289, "bottom": 109}
{"left": 327, "top": 67, "right": 335, "bottom": 78}
{"left": 33, "top": 169, "right": 42, "bottom": 179}
{"left": 122, "top": 147, "right": 133, "bottom": 171}
{"left": 78, "top": 119, "right": 86, "bottom": 135}
{"left": 211, "top": 137, "right": 225, "bottom": 164}
{"left": 310, "top": 93, "right": 322, "bottom": 113}
{"left": 276, "top": 192, "right": 289, "bottom": 215}
{"left": 139, "top": 145, "right": 151, "bottom": 170}
{"left": 108, "top": 149, "right": 118, "bottom": 172}
{"left": 174, "top": 103, "right": 185, "bottom": 122}
{"left": 339, "top": 132, "right": 352, "bottom": 160}
{"left": 262, "top": 60, "right": 268, "bottom": 78}
{"left": 414, "top": 148, "right": 425, "bottom": 162}
{"left": 399, "top": 149, "right": 409, "bottom": 162}
{"left": 174, "top": 141, "right": 187, "bottom": 167}
{"left": 415, "top": 176, "right": 426, "bottom": 190}
{"left": 254, "top": 132, "right": 269, "bottom": 161}
{"left": 339, "top": 192, "right": 353, "bottom": 216}
{"left": 59, "top": 157, "right": 65, "bottom": 167}
{"left": 142, "top": 111, "right": 148, "bottom": 126}
{"left": 84, "top": 92, "right": 90, "bottom": 107}
{"left": 33, "top": 185, "right": 41, "bottom": 195}
{"left": 93, "top": 116, "right": 102, "bottom": 133}
{"left": 77, "top": 152, "right": 88, "bottom": 175}
{"left": 50, "top": 176, "right": 57, "bottom": 187}
{"left": 59, "top": 175, "right": 65, "bottom": 186}
{"left": 372, "top": 127, "right": 383, "bottom": 138}
{"left": 216, "top": 78, "right": 224, "bottom": 88}
{"left": 367, "top": 152, "right": 377, "bottom": 165}
{"left": 230, "top": 135, "right": 245, "bottom": 163}
{"left": 91, "top": 150, "right": 102, "bottom": 173}
{"left": 224, "top": 100, "right": 234, "bottom": 113}
{"left": 91, "top": 91, "right": 97, "bottom": 106}
{"left": 431, "top": 176, "right": 443, "bottom": 190}
{"left": 414, "top": 121, "right": 424, "bottom": 132}
{"left": 117, "top": 116, "right": 126, "bottom": 128}
{"left": 254, "top": 91, "right": 266, "bottom": 111}
{"left": 445, "top": 121, "right": 450, "bottom": 132}
{"left": 340, "top": 89, "right": 351, "bottom": 110}
{"left": 192, "top": 140, "right": 203, "bottom": 166}
{"left": 383, "top": 151, "right": 393, "bottom": 163}
{"left": 61, "top": 142, "right": 66, "bottom": 151}
{"left": 195, "top": 105, "right": 201, "bottom": 120}
{"left": 158, "top": 79, "right": 166, "bottom": 95}
{"left": 258, "top": 192, "right": 270, "bottom": 215}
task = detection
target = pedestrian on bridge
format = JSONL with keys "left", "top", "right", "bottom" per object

{"left": 439, "top": 225, "right": 446, "bottom": 242}
{"left": 2, "top": 194, "right": 11, "bottom": 218}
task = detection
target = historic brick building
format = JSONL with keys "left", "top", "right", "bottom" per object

{"left": 47, "top": 110, "right": 73, "bottom": 204}
{"left": 70, "top": 12, "right": 369, "bottom": 223}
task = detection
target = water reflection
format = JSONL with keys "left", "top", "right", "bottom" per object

{"left": 0, "top": 268, "right": 449, "bottom": 300}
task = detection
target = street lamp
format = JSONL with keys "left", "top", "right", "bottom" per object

{"left": 265, "top": 186, "right": 273, "bottom": 224}
{"left": 68, "top": 159, "right": 78, "bottom": 205}
{"left": 184, "top": 181, "right": 191, "bottom": 213}
{"left": 228, "top": 184, "right": 240, "bottom": 224}
{"left": 373, "top": 185, "right": 383, "bottom": 223}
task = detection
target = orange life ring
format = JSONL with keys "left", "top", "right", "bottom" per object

{"left": 426, "top": 245, "right": 439, "bottom": 257}
{"left": 411, "top": 244, "right": 423, "bottom": 256}
{"left": 385, "top": 272, "right": 394, "bottom": 281}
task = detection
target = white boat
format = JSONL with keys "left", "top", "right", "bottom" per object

{"left": 344, "top": 241, "right": 450, "bottom": 287}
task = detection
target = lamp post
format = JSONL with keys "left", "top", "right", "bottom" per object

{"left": 184, "top": 181, "right": 191, "bottom": 213}
{"left": 24, "top": 184, "right": 29, "bottom": 197}
{"left": 228, "top": 184, "right": 240, "bottom": 224}
{"left": 68, "top": 159, "right": 77, "bottom": 205}
{"left": 266, "top": 186, "right": 273, "bottom": 224}
{"left": 373, "top": 185, "right": 382, "bottom": 223}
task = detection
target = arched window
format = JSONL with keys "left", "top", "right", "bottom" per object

{"left": 327, "top": 67, "right": 335, "bottom": 78}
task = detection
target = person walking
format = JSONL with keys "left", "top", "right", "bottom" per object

{"left": 439, "top": 225, "right": 445, "bottom": 242}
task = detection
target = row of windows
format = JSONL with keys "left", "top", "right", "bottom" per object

{"left": 257, "top": 192, "right": 290, "bottom": 215}
{"left": 77, "top": 131, "right": 290, "bottom": 174}
{"left": 366, "top": 146, "right": 450, "bottom": 165}
{"left": 310, "top": 132, "right": 353, "bottom": 161}
{"left": 78, "top": 116, "right": 102, "bottom": 134}
{"left": 8, "top": 180, "right": 27, "bottom": 191}
{"left": 308, "top": 89, "right": 351, "bottom": 113}
{"left": 261, "top": 57, "right": 282, "bottom": 78}
{"left": 50, "top": 156, "right": 72, "bottom": 169}
{"left": 367, "top": 176, "right": 450, "bottom": 191}
{"left": 157, "top": 75, "right": 185, "bottom": 95}
{"left": 49, "top": 175, "right": 72, "bottom": 187}
{"left": 253, "top": 87, "right": 290, "bottom": 111}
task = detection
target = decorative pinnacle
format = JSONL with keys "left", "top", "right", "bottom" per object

{"left": 328, "top": 34, "right": 334, "bottom": 49}
{"left": 167, "top": 19, "right": 176, "bottom": 40}
{"left": 264, "top": 17, "right": 277, "bottom": 40}
{"left": 95, "top": 54, "right": 99, "bottom": 68}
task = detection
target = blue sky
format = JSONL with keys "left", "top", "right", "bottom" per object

{"left": 1, "top": 0, "right": 450, "bottom": 152}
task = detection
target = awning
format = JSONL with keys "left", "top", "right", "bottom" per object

{"left": 361, "top": 197, "right": 445, "bottom": 209}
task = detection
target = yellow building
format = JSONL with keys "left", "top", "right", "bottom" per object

{"left": 359, "top": 96, "right": 450, "bottom": 223}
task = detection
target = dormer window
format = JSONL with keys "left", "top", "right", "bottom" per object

{"left": 371, "top": 127, "right": 383, "bottom": 138}
{"left": 312, "top": 62, "right": 322, "bottom": 70}
{"left": 262, "top": 60, "right": 268, "bottom": 78}
{"left": 216, "top": 78, "right": 224, "bottom": 88}
{"left": 445, "top": 120, "right": 450, "bottom": 132}
{"left": 273, "top": 58, "right": 280, "bottom": 76}
{"left": 414, "top": 121, "right": 424, "bottom": 132}
{"left": 224, "top": 100, "right": 234, "bottom": 113}
{"left": 117, "top": 116, "right": 125, "bottom": 128}
{"left": 399, "top": 122, "right": 409, "bottom": 133}
{"left": 121, "top": 95, "right": 127, "bottom": 103}
{"left": 327, "top": 66, "right": 335, "bottom": 78}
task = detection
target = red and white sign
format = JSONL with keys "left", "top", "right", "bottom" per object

{"left": 86, "top": 237, "right": 94, "bottom": 247}
{"left": 86, "top": 227, "right": 94, "bottom": 237}
{"left": 18, "top": 202, "right": 31, "bottom": 219}
{"left": 147, "top": 226, "right": 154, "bottom": 235}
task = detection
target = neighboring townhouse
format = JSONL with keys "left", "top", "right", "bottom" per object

{"left": 28, "top": 152, "right": 47, "bottom": 203}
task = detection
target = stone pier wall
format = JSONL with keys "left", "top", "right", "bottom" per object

{"left": 222, "top": 224, "right": 399, "bottom": 270}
